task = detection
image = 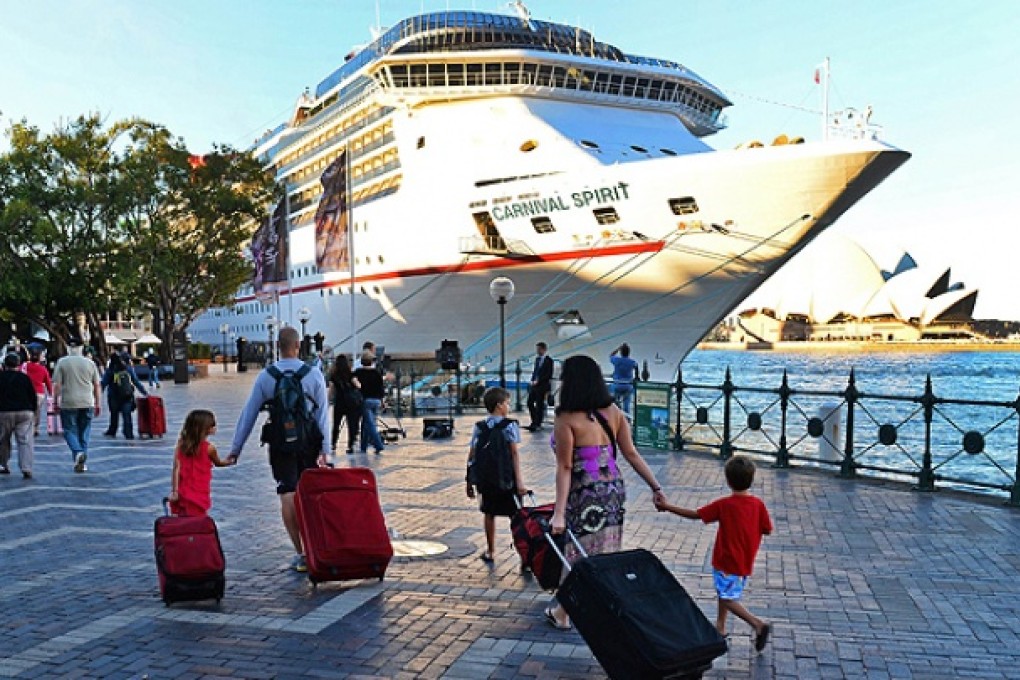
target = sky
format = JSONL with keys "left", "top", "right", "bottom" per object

{"left": 2, "top": 0, "right": 1018, "bottom": 319}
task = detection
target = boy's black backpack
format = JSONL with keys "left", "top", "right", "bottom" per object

{"left": 261, "top": 364, "right": 323, "bottom": 456}
{"left": 114, "top": 370, "right": 135, "bottom": 400}
{"left": 471, "top": 419, "right": 516, "bottom": 493}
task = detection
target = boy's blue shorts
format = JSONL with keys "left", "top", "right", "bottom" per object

{"left": 713, "top": 569, "right": 748, "bottom": 601}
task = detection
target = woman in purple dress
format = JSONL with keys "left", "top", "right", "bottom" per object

{"left": 545, "top": 354, "right": 666, "bottom": 630}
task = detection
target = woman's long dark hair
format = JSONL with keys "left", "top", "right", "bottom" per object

{"left": 330, "top": 353, "right": 353, "bottom": 385}
{"left": 555, "top": 355, "right": 613, "bottom": 415}
{"left": 108, "top": 353, "right": 124, "bottom": 371}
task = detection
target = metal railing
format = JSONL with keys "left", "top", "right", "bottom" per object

{"left": 665, "top": 368, "right": 1020, "bottom": 506}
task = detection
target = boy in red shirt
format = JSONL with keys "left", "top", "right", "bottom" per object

{"left": 655, "top": 455, "right": 773, "bottom": 652}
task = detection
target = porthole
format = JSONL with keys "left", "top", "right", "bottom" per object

{"left": 532, "top": 216, "right": 556, "bottom": 234}
{"left": 373, "top": 286, "right": 381, "bottom": 294}
{"left": 417, "top": 136, "right": 425, "bottom": 149}
{"left": 520, "top": 139, "right": 538, "bottom": 152}
{"left": 630, "top": 145, "right": 648, "bottom": 154}
{"left": 580, "top": 140, "right": 599, "bottom": 149}
{"left": 378, "top": 256, "right": 385, "bottom": 264}
{"left": 360, "top": 286, "right": 366, "bottom": 295}
{"left": 660, "top": 148, "right": 678, "bottom": 156}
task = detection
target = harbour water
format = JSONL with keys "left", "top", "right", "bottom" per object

{"left": 675, "top": 349, "right": 1020, "bottom": 497}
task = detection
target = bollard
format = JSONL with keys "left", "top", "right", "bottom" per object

{"left": 839, "top": 369, "right": 858, "bottom": 478}
{"left": 514, "top": 360, "right": 523, "bottom": 413}
{"left": 775, "top": 370, "right": 791, "bottom": 468}
{"left": 673, "top": 370, "right": 685, "bottom": 451}
{"left": 915, "top": 374, "right": 937, "bottom": 492}
{"left": 455, "top": 366, "right": 463, "bottom": 415}
{"left": 394, "top": 369, "right": 403, "bottom": 419}
{"left": 409, "top": 367, "right": 417, "bottom": 418}
{"left": 720, "top": 367, "right": 733, "bottom": 460}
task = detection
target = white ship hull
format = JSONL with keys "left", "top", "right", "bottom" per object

{"left": 188, "top": 12, "right": 909, "bottom": 380}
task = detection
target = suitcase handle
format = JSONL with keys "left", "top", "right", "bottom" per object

{"left": 162, "top": 497, "right": 171, "bottom": 517}
{"left": 512, "top": 491, "right": 537, "bottom": 510}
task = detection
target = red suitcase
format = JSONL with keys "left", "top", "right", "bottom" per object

{"left": 511, "top": 494, "right": 566, "bottom": 591}
{"left": 137, "top": 395, "right": 167, "bottom": 438}
{"left": 154, "top": 499, "right": 225, "bottom": 605}
{"left": 294, "top": 467, "right": 393, "bottom": 584}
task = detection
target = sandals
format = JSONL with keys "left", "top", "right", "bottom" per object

{"left": 754, "top": 623, "right": 771, "bottom": 652}
{"left": 544, "top": 607, "right": 571, "bottom": 631}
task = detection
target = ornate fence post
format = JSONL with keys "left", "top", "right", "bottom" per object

{"left": 839, "top": 368, "right": 858, "bottom": 478}
{"left": 409, "top": 367, "right": 418, "bottom": 418}
{"left": 720, "top": 367, "right": 733, "bottom": 460}
{"left": 1010, "top": 388, "right": 1020, "bottom": 507}
{"left": 916, "top": 374, "right": 937, "bottom": 491}
{"left": 775, "top": 370, "right": 791, "bottom": 468}
{"left": 674, "top": 369, "right": 685, "bottom": 451}
{"left": 394, "top": 368, "right": 403, "bottom": 419}
{"left": 515, "top": 360, "right": 523, "bottom": 413}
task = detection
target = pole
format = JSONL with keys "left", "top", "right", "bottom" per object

{"left": 221, "top": 331, "right": 227, "bottom": 372}
{"left": 346, "top": 147, "right": 357, "bottom": 362}
{"left": 822, "top": 56, "right": 830, "bottom": 141}
{"left": 499, "top": 298, "right": 506, "bottom": 389}
{"left": 284, "top": 190, "right": 294, "bottom": 328}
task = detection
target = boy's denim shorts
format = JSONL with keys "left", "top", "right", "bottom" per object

{"left": 713, "top": 569, "right": 749, "bottom": 601}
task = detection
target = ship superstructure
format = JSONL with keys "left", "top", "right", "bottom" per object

{"left": 190, "top": 10, "right": 908, "bottom": 378}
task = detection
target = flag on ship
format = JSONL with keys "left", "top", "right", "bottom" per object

{"left": 314, "top": 151, "right": 349, "bottom": 272}
{"left": 252, "top": 198, "right": 288, "bottom": 293}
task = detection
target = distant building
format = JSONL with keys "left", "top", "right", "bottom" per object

{"left": 729, "top": 235, "right": 979, "bottom": 343}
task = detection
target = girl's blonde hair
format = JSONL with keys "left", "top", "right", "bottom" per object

{"left": 177, "top": 409, "right": 216, "bottom": 458}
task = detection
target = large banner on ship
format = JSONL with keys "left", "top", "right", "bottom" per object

{"left": 633, "top": 382, "right": 674, "bottom": 450}
{"left": 252, "top": 198, "right": 288, "bottom": 292}
{"left": 315, "top": 151, "right": 349, "bottom": 272}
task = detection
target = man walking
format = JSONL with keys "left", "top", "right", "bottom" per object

{"left": 51, "top": 338, "right": 102, "bottom": 473}
{"left": 610, "top": 343, "right": 640, "bottom": 416}
{"left": 227, "top": 327, "right": 329, "bottom": 572}
{"left": 525, "top": 341, "right": 553, "bottom": 432}
{"left": 0, "top": 352, "right": 37, "bottom": 478}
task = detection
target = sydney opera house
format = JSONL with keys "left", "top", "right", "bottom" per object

{"left": 726, "top": 234, "right": 980, "bottom": 344}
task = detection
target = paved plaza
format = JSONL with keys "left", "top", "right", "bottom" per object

{"left": 2, "top": 370, "right": 1019, "bottom": 679}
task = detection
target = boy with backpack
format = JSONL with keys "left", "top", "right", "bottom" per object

{"left": 227, "top": 327, "right": 329, "bottom": 572}
{"left": 466, "top": 387, "right": 527, "bottom": 563}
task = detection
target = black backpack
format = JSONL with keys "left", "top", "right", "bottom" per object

{"left": 113, "top": 370, "right": 135, "bottom": 399}
{"left": 470, "top": 419, "right": 516, "bottom": 493}
{"left": 261, "top": 364, "right": 323, "bottom": 456}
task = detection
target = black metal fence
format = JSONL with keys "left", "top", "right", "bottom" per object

{"left": 667, "top": 368, "right": 1020, "bottom": 507}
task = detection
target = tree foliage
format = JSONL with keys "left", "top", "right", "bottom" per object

{"left": 0, "top": 114, "right": 274, "bottom": 358}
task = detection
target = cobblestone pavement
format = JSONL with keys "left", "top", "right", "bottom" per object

{"left": 2, "top": 371, "right": 1019, "bottom": 679}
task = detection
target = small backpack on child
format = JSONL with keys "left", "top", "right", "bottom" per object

{"left": 470, "top": 419, "right": 516, "bottom": 493}
{"left": 114, "top": 370, "right": 135, "bottom": 399}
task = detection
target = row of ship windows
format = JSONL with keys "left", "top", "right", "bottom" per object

{"left": 383, "top": 61, "right": 723, "bottom": 120}
{"left": 277, "top": 106, "right": 389, "bottom": 171}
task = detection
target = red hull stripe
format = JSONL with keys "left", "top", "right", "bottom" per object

{"left": 238, "top": 241, "right": 664, "bottom": 302}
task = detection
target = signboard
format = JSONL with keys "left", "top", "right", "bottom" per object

{"left": 633, "top": 382, "right": 674, "bottom": 450}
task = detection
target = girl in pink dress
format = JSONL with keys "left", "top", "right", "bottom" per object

{"left": 169, "top": 410, "right": 232, "bottom": 516}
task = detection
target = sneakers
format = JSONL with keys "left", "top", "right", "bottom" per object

{"left": 74, "top": 452, "right": 88, "bottom": 473}
{"left": 0, "top": 465, "right": 10, "bottom": 475}
{"left": 22, "top": 471, "right": 32, "bottom": 479}
{"left": 291, "top": 554, "right": 308, "bottom": 573}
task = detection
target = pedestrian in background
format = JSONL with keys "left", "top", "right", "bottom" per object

{"left": 145, "top": 349, "right": 161, "bottom": 389}
{"left": 655, "top": 455, "right": 773, "bottom": 651}
{"left": 609, "top": 343, "right": 640, "bottom": 416}
{"left": 328, "top": 354, "right": 361, "bottom": 454}
{"left": 101, "top": 352, "right": 148, "bottom": 439}
{"left": 52, "top": 338, "right": 102, "bottom": 473}
{"left": 23, "top": 350, "right": 53, "bottom": 436}
{"left": 0, "top": 352, "right": 37, "bottom": 478}
{"left": 526, "top": 341, "right": 553, "bottom": 431}
{"left": 354, "top": 352, "right": 385, "bottom": 454}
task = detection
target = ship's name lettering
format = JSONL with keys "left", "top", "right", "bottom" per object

{"left": 491, "top": 182, "right": 630, "bottom": 221}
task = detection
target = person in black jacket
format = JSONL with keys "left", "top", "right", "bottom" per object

{"left": 354, "top": 352, "right": 386, "bottom": 454}
{"left": 100, "top": 353, "right": 148, "bottom": 439}
{"left": 525, "top": 342, "right": 553, "bottom": 431}
{"left": 0, "top": 352, "right": 38, "bottom": 478}
{"left": 328, "top": 354, "right": 362, "bottom": 454}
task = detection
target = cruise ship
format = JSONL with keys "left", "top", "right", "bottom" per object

{"left": 190, "top": 8, "right": 909, "bottom": 379}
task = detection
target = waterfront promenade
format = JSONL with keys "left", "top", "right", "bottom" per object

{"left": 2, "top": 371, "right": 1018, "bottom": 679}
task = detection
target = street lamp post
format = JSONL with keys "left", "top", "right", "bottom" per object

{"left": 266, "top": 316, "right": 278, "bottom": 363}
{"left": 297, "top": 306, "right": 311, "bottom": 359}
{"left": 489, "top": 277, "right": 515, "bottom": 389}
{"left": 219, "top": 323, "right": 230, "bottom": 372}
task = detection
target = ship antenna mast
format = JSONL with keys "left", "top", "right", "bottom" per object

{"left": 819, "top": 57, "right": 830, "bottom": 140}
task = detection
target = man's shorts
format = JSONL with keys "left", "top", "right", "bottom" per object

{"left": 269, "top": 449, "right": 319, "bottom": 494}
{"left": 713, "top": 569, "right": 749, "bottom": 601}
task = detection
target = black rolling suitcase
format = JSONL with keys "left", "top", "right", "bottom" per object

{"left": 551, "top": 533, "right": 727, "bottom": 680}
